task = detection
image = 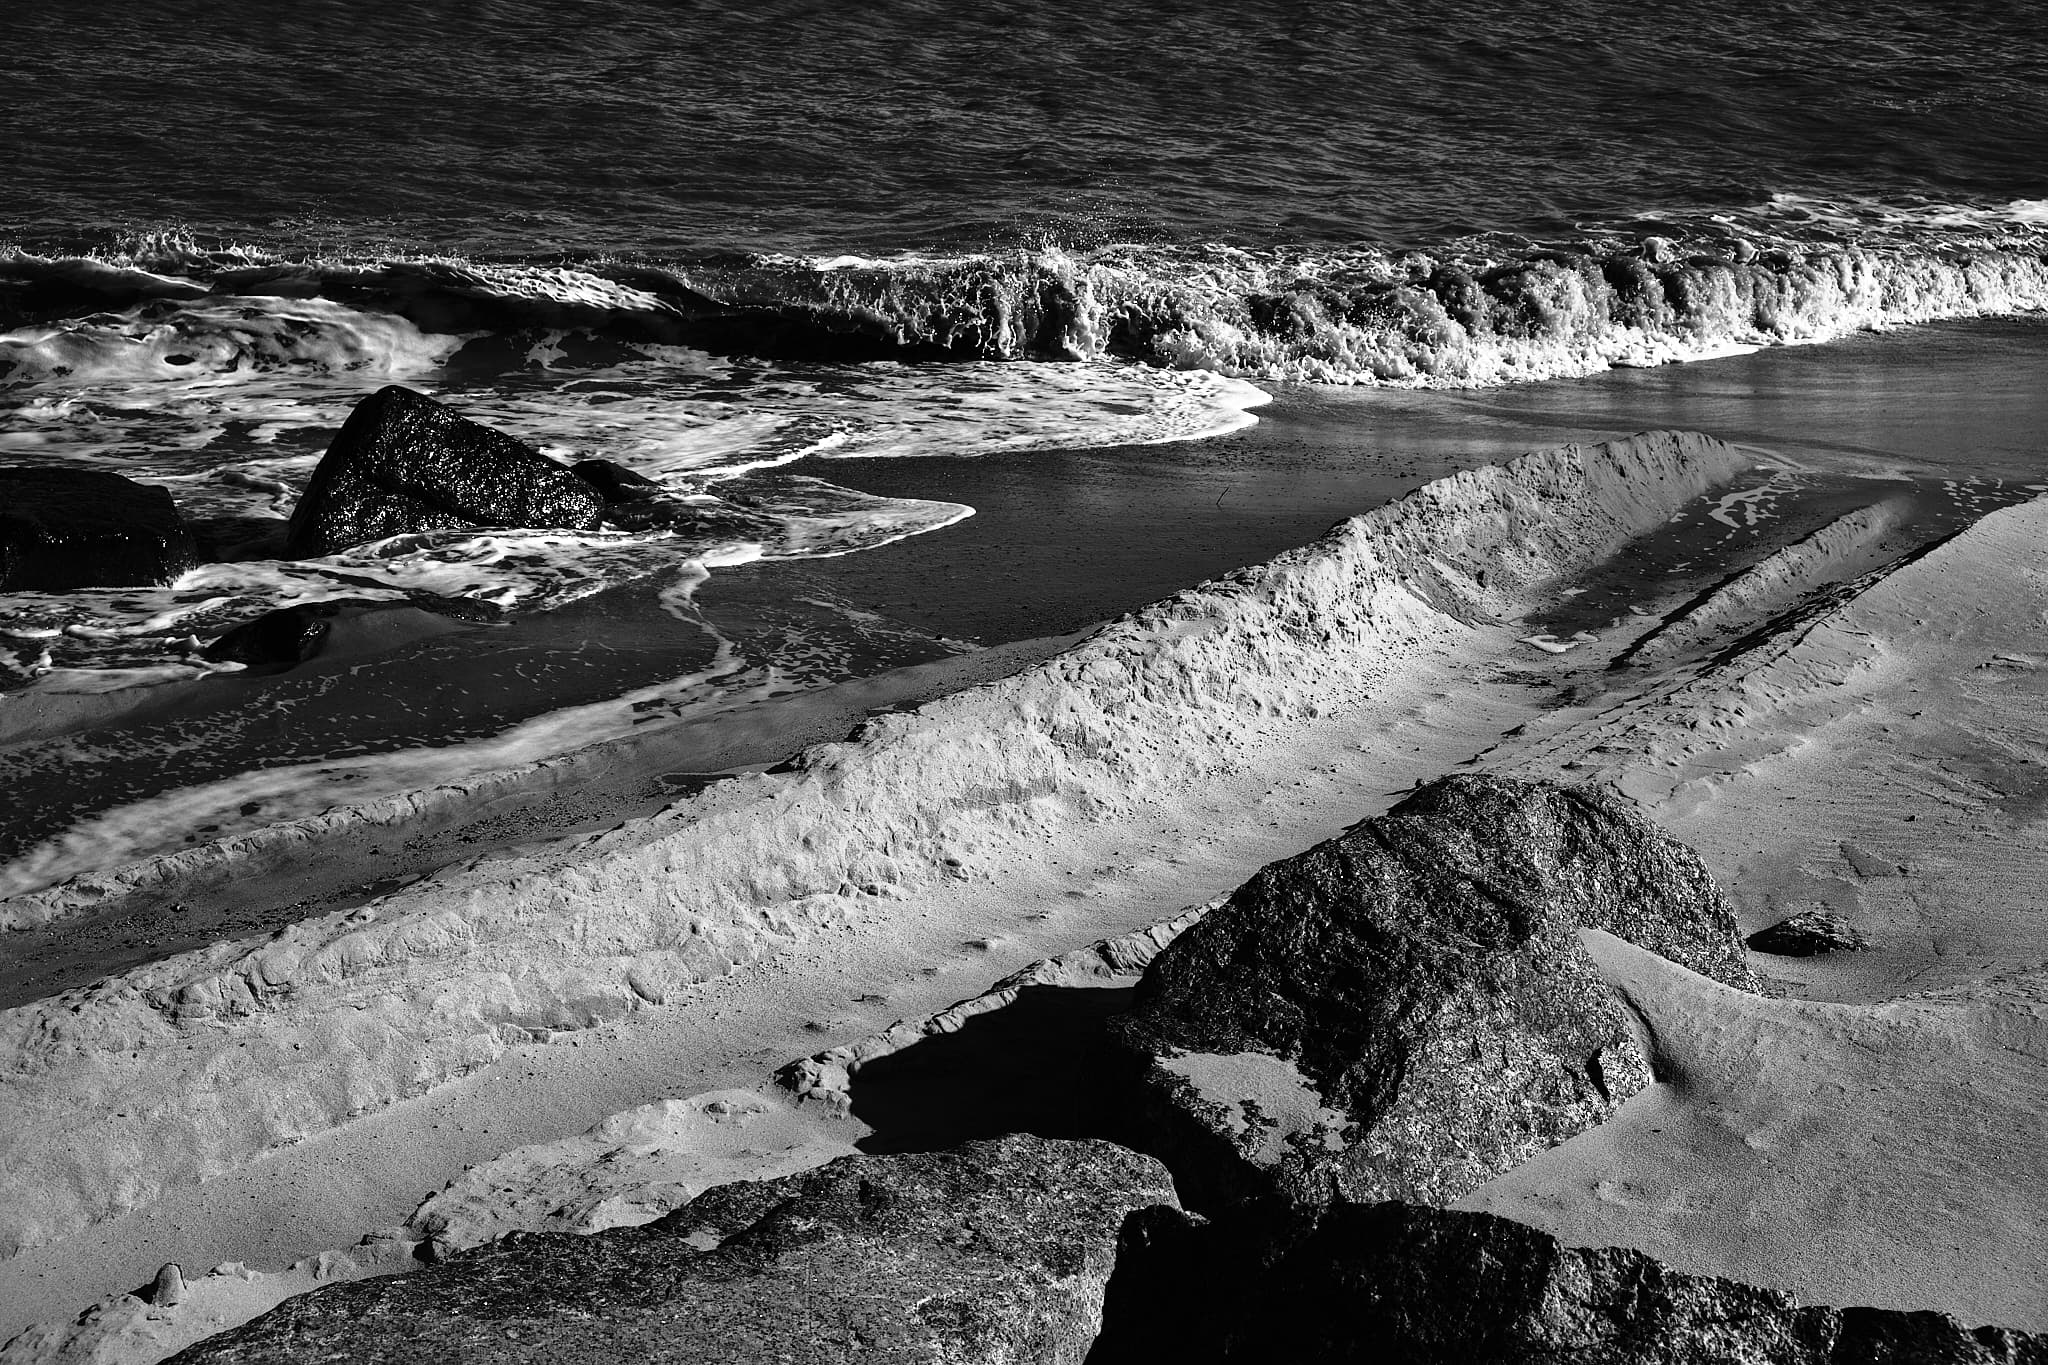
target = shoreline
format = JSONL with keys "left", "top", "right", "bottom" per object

{"left": 7, "top": 427, "right": 2045, "bottom": 1355}
{"left": 1, "top": 429, "right": 1754, "bottom": 1331}
{"left": 3, "top": 324, "right": 2047, "bottom": 1357}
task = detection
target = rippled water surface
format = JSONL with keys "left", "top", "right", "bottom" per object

{"left": 7, "top": 0, "right": 2047, "bottom": 256}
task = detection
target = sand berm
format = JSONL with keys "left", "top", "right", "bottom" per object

{"left": 0, "top": 429, "right": 1754, "bottom": 1261}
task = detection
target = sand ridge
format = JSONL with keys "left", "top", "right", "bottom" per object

{"left": 0, "top": 429, "right": 1754, "bottom": 1269}
{"left": 10, "top": 430, "right": 2048, "bottom": 1357}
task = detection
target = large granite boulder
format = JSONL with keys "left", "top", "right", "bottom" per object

{"left": 1222, "top": 1202, "right": 2048, "bottom": 1364}
{"left": 1112, "top": 775, "right": 1754, "bottom": 1236}
{"left": 167, "top": 1135, "right": 1180, "bottom": 1364}
{"left": 0, "top": 467, "right": 196, "bottom": 590}
{"left": 284, "top": 386, "right": 603, "bottom": 557}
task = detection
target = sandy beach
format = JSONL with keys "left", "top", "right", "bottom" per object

{"left": 4, "top": 321, "right": 2048, "bottom": 1359}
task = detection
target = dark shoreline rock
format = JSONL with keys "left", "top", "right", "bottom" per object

{"left": 1, "top": 467, "right": 196, "bottom": 590}
{"left": 285, "top": 385, "right": 603, "bottom": 557}
{"left": 570, "top": 457, "right": 663, "bottom": 505}
{"left": 1111, "top": 775, "right": 1754, "bottom": 1241}
{"left": 166, "top": 1136, "right": 1179, "bottom": 1365}
{"left": 1748, "top": 908, "right": 1869, "bottom": 957}
{"left": 1219, "top": 1202, "right": 2048, "bottom": 1364}
{"left": 200, "top": 594, "right": 503, "bottom": 671}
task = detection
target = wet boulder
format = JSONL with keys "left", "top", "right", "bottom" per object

{"left": 168, "top": 1136, "right": 1180, "bottom": 1364}
{"left": 284, "top": 385, "right": 603, "bottom": 557}
{"left": 1222, "top": 1202, "right": 2047, "bottom": 1364}
{"left": 570, "top": 458, "right": 663, "bottom": 505}
{"left": 0, "top": 467, "right": 196, "bottom": 590}
{"left": 1112, "top": 775, "right": 1754, "bottom": 1238}
{"left": 201, "top": 594, "right": 500, "bottom": 671}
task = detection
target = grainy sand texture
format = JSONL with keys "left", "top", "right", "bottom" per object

{"left": 5, "top": 422, "right": 2046, "bottom": 1361}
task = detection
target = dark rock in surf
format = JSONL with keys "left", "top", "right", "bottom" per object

{"left": 201, "top": 594, "right": 503, "bottom": 671}
{"left": 1111, "top": 775, "right": 1754, "bottom": 1244}
{"left": 1747, "top": 908, "right": 1868, "bottom": 957}
{"left": 570, "top": 458, "right": 663, "bottom": 505}
{"left": 284, "top": 385, "right": 603, "bottom": 557}
{"left": 0, "top": 467, "right": 196, "bottom": 591}
{"left": 167, "top": 1135, "right": 1179, "bottom": 1365}
{"left": 201, "top": 602, "right": 344, "bottom": 669}
{"left": 1220, "top": 1201, "right": 2048, "bottom": 1364}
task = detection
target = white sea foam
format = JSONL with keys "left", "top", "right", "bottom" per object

{"left": 0, "top": 294, "right": 461, "bottom": 387}
{"left": 1, "top": 300, "right": 1267, "bottom": 680}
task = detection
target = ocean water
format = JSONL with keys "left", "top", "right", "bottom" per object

{"left": 3, "top": 0, "right": 2048, "bottom": 890}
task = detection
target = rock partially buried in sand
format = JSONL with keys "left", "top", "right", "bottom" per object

{"left": 1747, "top": 907, "right": 1869, "bottom": 957}
{"left": 145, "top": 1261, "right": 187, "bottom": 1307}
{"left": 1112, "top": 775, "right": 1755, "bottom": 1234}
{"left": 1221, "top": 1202, "right": 2048, "bottom": 1363}
{"left": 165, "top": 1136, "right": 1179, "bottom": 1364}
{"left": 284, "top": 385, "right": 604, "bottom": 557}
{"left": 0, "top": 466, "right": 197, "bottom": 590}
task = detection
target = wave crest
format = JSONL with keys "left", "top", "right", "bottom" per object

{"left": 5, "top": 201, "right": 2047, "bottom": 389}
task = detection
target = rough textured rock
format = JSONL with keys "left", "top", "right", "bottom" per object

{"left": 166, "top": 1136, "right": 1178, "bottom": 1364}
{"left": 1748, "top": 908, "right": 1869, "bottom": 957}
{"left": 0, "top": 466, "right": 196, "bottom": 590}
{"left": 1113, "top": 774, "right": 1754, "bottom": 1232}
{"left": 284, "top": 385, "right": 603, "bottom": 557}
{"left": 1222, "top": 1202, "right": 2048, "bottom": 1364}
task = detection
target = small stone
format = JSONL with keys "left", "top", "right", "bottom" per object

{"left": 146, "top": 1262, "right": 185, "bottom": 1307}
{"left": 1747, "top": 908, "right": 1868, "bottom": 957}
{"left": 569, "top": 459, "right": 663, "bottom": 505}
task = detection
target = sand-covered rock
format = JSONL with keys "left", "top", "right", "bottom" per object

{"left": 0, "top": 468, "right": 195, "bottom": 592}
{"left": 1223, "top": 1201, "right": 2048, "bottom": 1363}
{"left": 1113, "top": 774, "right": 1753, "bottom": 1231}
{"left": 284, "top": 385, "right": 603, "bottom": 557}
{"left": 165, "top": 1136, "right": 1178, "bottom": 1365}
{"left": 403, "top": 1089, "right": 855, "bottom": 1257}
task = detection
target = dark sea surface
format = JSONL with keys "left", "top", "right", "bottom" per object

{"left": 4, "top": 0, "right": 2048, "bottom": 895}
{"left": 10, "top": 0, "right": 2048, "bottom": 253}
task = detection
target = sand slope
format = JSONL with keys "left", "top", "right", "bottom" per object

{"left": 0, "top": 429, "right": 1754, "bottom": 1272}
{"left": 1500, "top": 489, "right": 2048, "bottom": 1003}
{"left": 1464, "top": 930, "right": 2048, "bottom": 1329}
{"left": 22, "top": 430, "right": 2048, "bottom": 1357}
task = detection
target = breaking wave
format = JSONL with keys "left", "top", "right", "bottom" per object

{"left": 6, "top": 198, "right": 2048, "bottom": 388}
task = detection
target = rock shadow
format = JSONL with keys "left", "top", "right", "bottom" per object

{"left": 848, "top": 983, "right": 1139, "bottom": 1155}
